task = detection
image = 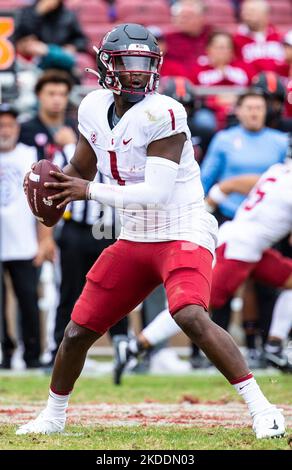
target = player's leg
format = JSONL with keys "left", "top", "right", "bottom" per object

{"left": 16, "top": 240, "right": 160, "bottom": 435}
{"left": 8, "top": 260, "right": 41, "bottom": 368}
{"left": 264, "top": 290, "right": 292, "bottom": 372}
{"left": 0, "top": 263, "right": 16, "bottom": 369}
{"left": 122, "top": 308, "right": 182, "bottom": 367}
{"left": 160, "top": 242, "right": 285, "bottom": 438}
{"left": 251, "top": 248, "right": 292, "bottom": 371}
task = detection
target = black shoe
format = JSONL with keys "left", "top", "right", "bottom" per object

{"left": 246, "top": 348, "right": 266, "bottom": 369}
{"left": 0, "top": 356, "right": 12, "bottom": 369}
{"left": 112, "top": 335, "right": 131, "bottom": 385}
{"left": 264, "top": 350, "right": 292, "bottom": 373}
{"left": 25, "top": 359, "right": 43, "bottom": 369}
{"left": 190, "top": 354, "right": 211, "bottom": 369}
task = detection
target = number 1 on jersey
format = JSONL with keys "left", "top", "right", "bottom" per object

{"left": 108, "top": 151, "right": 125, "bottom": 185}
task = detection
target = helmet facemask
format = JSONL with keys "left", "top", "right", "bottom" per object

{"left": 97, "top": 47, "right": 162, "bottom": 103}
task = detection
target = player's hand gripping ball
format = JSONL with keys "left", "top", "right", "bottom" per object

{"left": 26, "top": 159, "right": 66, "bottom": 227}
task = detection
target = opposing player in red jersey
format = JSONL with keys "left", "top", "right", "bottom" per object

{"left": 233, "top": 0, "right": 284, "bottom": 74}
{"left": 18, "top": 24, "right": 285, "bottom": 438}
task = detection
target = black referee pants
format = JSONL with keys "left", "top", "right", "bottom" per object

{"left": 1, "top": 260, "right": 40, "bottom": 364}
{"left": 53, "top": 220, "right": 128, "bottom": 356}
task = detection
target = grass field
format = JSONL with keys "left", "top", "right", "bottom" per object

{"left": 0, "top": 373, "right": 291, "bottom": 450}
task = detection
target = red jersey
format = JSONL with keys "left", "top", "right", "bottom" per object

{"left": 233, "top": 25, "right": 285, "bottom": 73}
{"left": 189, "top": 57, "right": 254, "bottom": 128}
{"left": 190, "top": 57, "right": 254, "bottom": 86}
{"left": 165, "top": 26, "right": 212, "bottom": 69}
{"left": 160, "top": 56, "right": 189, "bottom": 78}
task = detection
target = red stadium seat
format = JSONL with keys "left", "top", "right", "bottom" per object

{"left": 84, "top": 22, "right": 117, "bottom": 49}
{"left": 204, "top": 2, "right": 236, "bottom": 25}
{"left": 0, "top": 0, "right": 25, "bottom": 10}
{"left": 116, "top": 0, "right": 171, "bottom": 25}
{"left": 277, "top": 24, "right": 292, "bottom": 36}
{"left": 66, "top": 0, "right": 109, "bottom": 24}
{"left": 268, "top": 2, "right": 292, "bottom": 25}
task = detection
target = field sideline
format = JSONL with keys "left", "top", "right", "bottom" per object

{"left": 0, "top": 374, "right": 291, "bottom": 450}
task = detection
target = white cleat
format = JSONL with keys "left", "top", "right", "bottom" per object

{"left": 16, "top": 410, "right": 65, "bottom": 435}
{"left": 253, "top": 407, "right": 285, "bottom": 439}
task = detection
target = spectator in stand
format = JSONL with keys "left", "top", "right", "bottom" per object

{"left": 189, "top": 32, "right": 254, "bottom": 128}
{"left": 14, "top": 0, "right": 88, "bottom": 76}
{"left": 0, "top": 104, "right": 54, "bottom": 369}
{"left": 147, "top": 26, "right": 187, "bottom": 78}
{"left": 191, "top": 32, "right": 254, "bottom": 87}
{"left": 234, "top": 0, "right": 285, "bottom": 75}
{"left": 164, "top": 0, "right": 212, "bottom": 76}
{"left": 19, "top": 70, "right": 77, "bottom": 162}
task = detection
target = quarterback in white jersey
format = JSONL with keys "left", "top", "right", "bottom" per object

{"left": 78, "top": 88, "right": 217, "bottom": 249}
{"left": 18, "top": 24, "right": 285, "bottom": 439}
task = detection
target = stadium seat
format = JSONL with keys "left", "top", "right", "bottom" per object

{"left": 84, "top": 23, "right": 117, "bottom": 49}
{"left": 116, "top": 0, "right": 171, "bottom": 25}
{"left": 65, "top": 0, "right": 109, "bottom": 24}
{"left": 204, "top": 2, "right": 236, "bottom": 24}
{"left": 268, "top": 2, "right": 292, "bottom": 25}
{"left": 0, "top": 0, "right": 25, "bottom": 10}
{"left": 277, "top": 24, "right": 292, "bottom": 36}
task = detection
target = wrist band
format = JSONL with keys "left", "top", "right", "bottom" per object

{"left": 208, "top": 183, "right": 228, "bottom": 205}
{"left": 86, "top": 182, "right": 92, "bottom": 200}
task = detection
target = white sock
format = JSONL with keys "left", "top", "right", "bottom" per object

{"left": 45, "top": 389, "right": 70, "bottom": 419}
{"left": 268, "top": 290, "right": 292, "bottom": 340}
{"left": 142, "top": 308, "right": 181, "bottom": 346}
{"left": 232, "top": 375, "right": 273, "bottom": 418}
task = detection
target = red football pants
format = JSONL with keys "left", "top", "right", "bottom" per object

{"left": 72, "top": 240, "right": 213, "bottom": 334}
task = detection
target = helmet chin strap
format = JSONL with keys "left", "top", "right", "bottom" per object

{"left": 121, "top": 89, "right": 146, "bottom": 103}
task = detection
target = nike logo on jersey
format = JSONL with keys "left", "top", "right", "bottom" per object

{"left": 123, "top": 138, "right": 132, "bottom": 145}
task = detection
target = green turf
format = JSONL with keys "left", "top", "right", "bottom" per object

{"left": 0, "top": 374, "right": 291, "bottom": 404}
{"left": 0, "top": 374, "right": 291, "bottom": 450}
{"left": 1, "top": 425, "right": 291, "bottom": 450}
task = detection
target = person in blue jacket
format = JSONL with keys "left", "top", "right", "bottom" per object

{"left": 201, "top": 89, "right": 288, "bottom": 222}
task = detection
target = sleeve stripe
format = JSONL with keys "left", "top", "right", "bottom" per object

{"left": 168, "top": 108, "right": 175, "bottom": 130}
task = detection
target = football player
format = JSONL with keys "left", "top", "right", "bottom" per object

{"left": 117, "top": 160, "right": 292, "bottom": 375}
{"left": 18, "top": 24, "right": 284, "bottom": 438}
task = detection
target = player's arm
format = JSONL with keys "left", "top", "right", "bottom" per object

{"left": 44, "top": 133, "right": 186, "bottom": 209}
{"left": 33, "top": 223, "right": 57, "bottom": 267}
{"left": 63, "top": 134, "right": 97, "bottom": 180}
{"left": 206, "top": 174, "right": 260, "bottom": 210}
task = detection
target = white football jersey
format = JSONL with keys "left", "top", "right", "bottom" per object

{"left": 219, "top": 162, "right": 292, "bottom": 262}
{"left": 78, "top": 89, "right": 218, "bottom": 253}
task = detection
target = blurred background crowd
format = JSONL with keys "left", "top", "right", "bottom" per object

{"left": 0, "top": 0, "right": 292, "bottom": 377}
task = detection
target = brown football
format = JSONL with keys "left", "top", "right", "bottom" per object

{"left": 26, "top": 159, "right": 66, "bottom": 227}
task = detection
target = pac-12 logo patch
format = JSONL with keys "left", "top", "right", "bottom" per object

{"left": 90, "top": 132, "right": 97, "bottom": 144}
